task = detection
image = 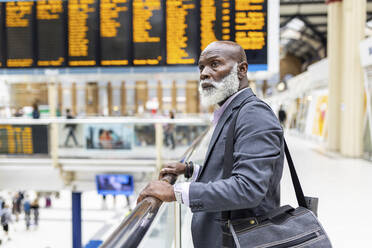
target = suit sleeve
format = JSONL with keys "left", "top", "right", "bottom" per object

{"left": 188, "top": 101, "right": 283, "bottom": 212}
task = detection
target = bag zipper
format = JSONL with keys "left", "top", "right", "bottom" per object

{"left": 266, "top": 231, "right": 319, "bottom": 248}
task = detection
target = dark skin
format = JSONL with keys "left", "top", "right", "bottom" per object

{"left": 137, "top": 41, "right": 249, "bottom": 204}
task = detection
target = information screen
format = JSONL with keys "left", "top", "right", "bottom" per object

{"left": 166, "top": 0, "right": 198, "bottom": 65}
{"left": 5, "top": 1, "right": 34, "bottom": 67}
{"left": 235, "top": 0, "right": 267, "bottom": 66}
{"left": 100, "top": 0, "right": 131, "bottom": 66}
{"left": 132, "top": 0, "right": 163, "bottom": 65}
{"left": 0, "top": 3, "right": 4, "bottom": 67}
{"left": 68, "top": 0, "right": 98, "bottom": 66}
{"left": 0, "top": 0, "right": 272, "bottom": 69}
{"left": 0, "top": 125, "right": 49, "bottom": 155}
{"left": 200, "top": 0, "right": 232, "bottom": 51}
{"left": 37, "top": 0, "right": 66, "bottom": 67}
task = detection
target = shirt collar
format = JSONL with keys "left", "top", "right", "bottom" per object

{"left": 212, "top": 88, "right": 247, "bottom": 125}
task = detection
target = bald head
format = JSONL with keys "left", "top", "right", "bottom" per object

{"left": 202, "top": 41, "right": 247, "bottom": 64}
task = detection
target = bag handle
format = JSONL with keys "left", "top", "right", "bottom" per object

{"left": 221, "top": 103, "right": 308, "bottom": 221}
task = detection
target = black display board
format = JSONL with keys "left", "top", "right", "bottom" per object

{"left": 234, "top": 0, "right": 267, "bottom": 66}
{"left": 36, "top": 0, "right": 66, "bottom": 67}
{"left": 68, "top": 0, "right": 98, "bottom": 66}
{"left": 166, "top": 0, "right": 199, "bottom": 65}
{"left": 100, "top": 0, "right": 131, "bottom": 66}
{"left": 5, "top": 1, "right": 35, "bottom": 67}
{"left": 132, "top": 0, "right": 164, "bottom": 65}
{"left": 200, "top": 0, "right": 233, "bottom": 51}
{"left": 0, "top": 125, "right": 49, "bottom": 155}
{"left": 0, "top": 0, "right": 269, "bottom": 69}
{"left": 0, "top": 3, "right": 4, "bottom": 67}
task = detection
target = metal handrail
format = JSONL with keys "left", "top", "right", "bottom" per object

{"left": 100, "top": 127, "right": 210, "bottom": 248}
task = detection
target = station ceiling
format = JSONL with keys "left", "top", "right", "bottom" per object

{"left": 280, "top": 0, "right": 372, "bottom": 67}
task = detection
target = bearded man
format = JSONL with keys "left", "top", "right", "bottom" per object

{"left": 137, "top": 41, "right": 284, "bottom": 247}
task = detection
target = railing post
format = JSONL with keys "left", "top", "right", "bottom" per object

{"left": 155, "top": 122, "right": 163, "bottom": 174}
{"left": 72, "top": 191, "right": 82, "bottom": 248}
{"left": 174, "top": 202, "right": 181, "bottom": 248}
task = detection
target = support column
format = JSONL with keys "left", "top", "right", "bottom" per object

{"left": 171, "top": 80, "right": 177, "bottom": 111}
{"left": 135, "top": 81, "right": 148, "bottom": 114}
{"left": 157, "top": 81, "right": 163, "bottom": 112}
{"left": 71, "top": 82, "right": 77, "bottom": 116}
{"left": 107, "top": 82, "right": 113, "bottom": 116}
{"left": 340, "top": 0, "right": 366, "bottom": 156}
{"left": 185, "top": 80, "right": 199, "bottom": 113}
{"left": 121, "top": 81, "right": 126, "bottom": 116}
{"left": 58, "top": 83, "right": 63, "bottom": 115}
{"left": 326, "top": 0, "right": 343, "bottom": 151}
{"left": 48, "top": 83, "right": 58, "bottom": 168}
{"left": 72, "top": 192, "right": 82, "bottom": 248}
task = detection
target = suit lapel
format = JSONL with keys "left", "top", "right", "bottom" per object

{"left": 198, "top": 88, "right": 255, "bottom": 180}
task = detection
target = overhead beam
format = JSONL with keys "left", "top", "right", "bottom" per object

{"left": 280, "top": 1, "right": 325, "bottom": 5}
{"left": 281, "top": 0, "right": 372, "bottom": 4}
{"left": 281, "top": 11, "right": 372, "bottom": 18}
{"left": 297, "top": 15, "right": 327, "bottom": 48}
{"left": 280, "top": 17, "right": 295, "bottom": 28}
{"left": 281, "top": 13, "right": 327, "bottom": 18}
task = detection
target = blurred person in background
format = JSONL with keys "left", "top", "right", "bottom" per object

{"left": 164, "top": 111, "right": 176, "bottom": 149}
{"left": 11, "top": 193, "right": 22, "bottom": 222}
{"left": 23, "top": 196, "right": 31, "bottom": 230}
{"left": 1, "top": 204, "right": 12, "bottom": 241}
{"left": 45, "top": 194, "right": 52, "bottom": 208}
{"left": 278, "top": 105, "right": 287, "bottom": 127}
{"left": 31, "top": 198, "right": 40, "bottom": 228}
{"left": 64, "top": 109, "right": 79, "bottom": 147}
{"left": 14, "top": 107, "right": 23, "bottom": 117}
{"left": 32, "top": 102, "right": 40, "bottom": 119}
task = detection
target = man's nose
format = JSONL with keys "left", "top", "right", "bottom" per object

{"left": 200, "top": 67, "right": 211, "bottom": 81}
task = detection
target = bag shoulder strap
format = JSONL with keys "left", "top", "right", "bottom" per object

{"left": 221, "top": 102, "right": 308, "bottom": 220}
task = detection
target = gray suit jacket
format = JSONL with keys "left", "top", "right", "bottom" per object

{"left": 189, "top": 88, "right": 284, "bottom": 248}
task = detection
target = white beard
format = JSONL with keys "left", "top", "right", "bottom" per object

{"left": 199, "top": 63, "right": 239, "bottom": 107}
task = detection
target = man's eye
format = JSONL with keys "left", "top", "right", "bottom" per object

{"left": 211, "top": 62, "right": 218, "bottom": 68}
{"left": 199, "top": 65, "right": 204, "bottom": 71}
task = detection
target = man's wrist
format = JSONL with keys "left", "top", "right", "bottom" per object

{"left": 184, "top": 161, "right": 194, "bottom": 179}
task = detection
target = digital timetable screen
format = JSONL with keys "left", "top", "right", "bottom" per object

{"left": 0, "top": 125, "right": 49, "bottom": 155}
{"left": 68, "top": 0, "right": 98, "bottom": 66}
{"left": 6, "top": 1, "right": 34, "bottom": 67}
{"left": 132, "top": 0, "right": 163, "bottom": 65}
{"left": 100, "top": 0, "right": 131, "bottom": 66}
{"left": 200, "top": 0, "right": 233, "bottom": 51}
{"left": 37, "top": 0, "right": 66, "bottom": 67}
{"left": 166, "top": 0, "right": 198, "bottom": 65}
{"left": 235, "top": 0, "right": 267, "bottom": 69}
{"left": 0, "top": 0, "right": 270, "bottom": 70}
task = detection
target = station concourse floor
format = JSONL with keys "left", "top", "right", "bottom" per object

{"left": 1, "top": 134, "right": 372, "bottom": 248}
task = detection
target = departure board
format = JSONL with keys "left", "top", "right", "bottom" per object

{"left": 0, "top": 0, "right": 273, "bottom": 69}
{"left": 132, "top": 0, "right": 163, "bottom": 65}
{"left": 100, "top": 0, "right": 131, "bottom": 66}
{"left": 37, "top": 0, "right": 66, "bottom": 67}
{"left": 5, "top": 1, "right": 34, "bottom": 67}
{"left": 68, "top": 0, "right": 98, "bottom": 66}
{"left": 200, "top": 0, "right": 232, "bottom": 51}
{"left": 0, "top": 125, "right": 49, "bottom": 155}
{"left": 235, "top": 0, "right": 267, "bottom": 65}
{"left": 0, "top": 4, "right": 4, "bottom": 67}
{"left": 166, "top": 0, "right": 198, "bottom": 65}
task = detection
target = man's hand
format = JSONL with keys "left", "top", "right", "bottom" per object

{"left": 159, "top": 162, "right": 186, "bottom": 179}
{"left": 137, "top": 180, "right": 176, "bottom": 204}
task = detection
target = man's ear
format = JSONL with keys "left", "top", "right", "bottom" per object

{"left": 237, "top": 62, "right": 248, "bottom": 79}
